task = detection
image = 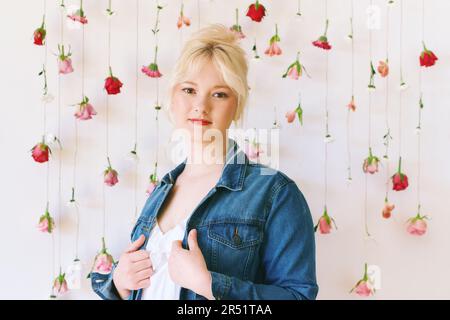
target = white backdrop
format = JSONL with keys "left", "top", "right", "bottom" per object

{"left": 1, "top": 0, "right": 450, "bottom": 299}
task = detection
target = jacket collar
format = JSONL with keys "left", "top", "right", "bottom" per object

{"left": 160, "top": 137, "right": 247, "bottom": 191}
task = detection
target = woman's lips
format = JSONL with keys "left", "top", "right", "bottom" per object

{"left": 189, "top": 119, "right": 212, "bottom": 126}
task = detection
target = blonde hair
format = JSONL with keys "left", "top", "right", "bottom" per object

{"left": 166, "top": 24, "right": 249, "bottom": 127}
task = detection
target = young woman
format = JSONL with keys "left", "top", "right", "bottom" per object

{"left": 91, "top": 24, "right": 318, "bottom": 300}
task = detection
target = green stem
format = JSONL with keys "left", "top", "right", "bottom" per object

{"left": 107, "top": 156, "right": 112, "bottom": 168}
{"left": 101, "top": 237, "right": 106, "bottom": 253}
{"left": 153, "top": 46, "right": 158, "bottom": 64}
{"left": 71, "top": 187, "right": 75, "bottom": 201}
{"left": 324, "top": 19, "right": 329, "bottom": 36}
{"left": 363, "top": 263, "right": 368, "bottom": 281}
{"left": 109, "top": 66, "right": 113, "bottom": 77}
{"left": 296, "top": 51, "right": 300, "bottom": 61}
{"left": 80, "top": 0, "right": 83, "bottom": 10}
{"left": 275, "top": 23, "right": 278, "bottom": 36}
{"left": 255, "top": 0, "right": 260, "bottom": 10}
{"left": 398, "top": 156, "right": 402, "bottom": 173}
{"left": 235, "top": 8, "right": 239, "bottom": 25}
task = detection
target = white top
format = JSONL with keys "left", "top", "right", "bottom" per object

{"left": 141, "top": 216, "right": 189, "bottom": 300}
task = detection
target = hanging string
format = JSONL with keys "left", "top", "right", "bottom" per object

{"left": 134, "top": 0, "right": 140, "bottom": 220}
{"left": 197, "top": 0, "right": 201, "bottom": 30}
{"left": 324, "top": 0, "right": 329, "bottom": 209}
{"left": 364, "top": 0, "right": 375, "bottom": 238}
{"left": 384, "top": 1, "right": 392, "bottom": 204}
{"left": 153, "top": 1, "right": 162, "bottom": 183}
{"left": 346, "top": 0, "right": 354, "bottom": 182}
{"left": 417, "top": 0, "right": 425, "bottom": 214}
{"left": 103, "top": 0, "right": 112, "bottom": 240}
{"left": 399, "top": 0, "right": 404, "bottom": 159}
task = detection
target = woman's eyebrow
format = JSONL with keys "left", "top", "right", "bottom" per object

{"left": 181, "top": 81, "right": 230, "bottom": 90}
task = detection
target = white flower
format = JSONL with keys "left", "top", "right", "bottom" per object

{"left": 368, "top": 86, "right": 376, "bottom": 92}
{"left": 399, "top": 82, "right": 409, "bottom": 91}
{"left": 346, "top": 177, "right": 353, "bottom": 185}
{"left": 272, "top": 121, "right": 281, "bottom": 129}
{"left": 387, "top": 0, "right": 395, "bottom": 7}
{"left": 324, "top": 134, "right": 335, "bottom": 144}
{"left": 104, "top": 9, "right": 116, "bottom": 18}
{"left": 66, "top": 199, "right": 79, "bottom": 209}
{"left": 127, "top": 150, "right": 139, "bottom": 163}
{"left": 45, "top": 133, "right": 62, "bottom": 149}
{"left": 42, "top": 93, "right": 54, "bottom": 104}
{"left": 66, "top": 259, "right": 83, "bottom": 290}
{"left": 415, "top": 126, "right": 422, "bottom": 135}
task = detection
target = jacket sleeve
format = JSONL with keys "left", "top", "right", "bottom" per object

{"left": 90, "top": 262, "right": 125, "bottom": 300}
{"left": 210, "top": 181, "right": 319, "bottom": 300}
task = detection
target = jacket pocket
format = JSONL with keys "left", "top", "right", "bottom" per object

{"left": 207, "top": 219, "right": 263, "bottom": 280}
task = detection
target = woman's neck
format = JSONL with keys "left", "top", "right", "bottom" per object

{"left": 183, "top": 138, "right": 227, "bottom": 178}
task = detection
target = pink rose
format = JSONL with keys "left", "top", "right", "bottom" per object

{"left": 104, "top": 168, "right": 119, "bottom": 186}
{"left": 58, "top": 58, "right": 74, "bottom": 74}
{"left": 37, "top": 210, "right": 55, "bottom": 233}
{"left": 314, "top": 207, "right": 337, "bottom": 234}
{"left": 75, "top": 102, "right": 97, "bottom": 120}
{"left": 355, "top": 281, "right": 373, "bottom": 297}
{"left": 287, "top": 65, "right": 300, "bottom": 80}
{"left": 406, "top": 214, "right": 428, "bottom": 236}
{"left": 265, "top": 42, "right": 282, "bottom": 57}
{"left": 93, "top": 253, "right": 114, "bottom": 274}
{"left": 53, "top": 273, "right": 69, "bottom": 296}
{"left": 285, "top": 110, "right": 296, "bottom": 123}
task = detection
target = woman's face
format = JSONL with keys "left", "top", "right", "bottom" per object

{"left": 170, "top": 59, "right": 238, "bottom": 143}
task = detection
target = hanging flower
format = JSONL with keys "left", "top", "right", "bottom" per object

{"left": 399, "top": 74, "right": 409, "bottom": 91}
{"left": 33, "top": 16, "right": 46, "bottom": 46}
{"left": 368, "top": 61, "right": 376, "bottom": 91}
{"left": 382, "top": 198, "right": 395, "bottom": 219}
{"left": 406, "top": 213, "right": 428, "bottom": 236}
{"left": 246, "top": 0, "right": 266, "bottom": 22}
{"left": 41, "top": 93, "right": 54, "bottom": 104}
{"left": 420, "top": 42, "right": 438, "bottom": 67}
{"left": 312, "top": 19, "right": 332, "bottom": 50}
{"left": 392, "top": 157, "right": 409, "bottom": 191}
{"left": 104, "top": 67, "right": 123, "bottom": 95}
{"left": 66, "top": 259, "right": 83, "bottom": 290}
{"left": 37, "top": 205, "right": 55, "bottom": 233}
{"left": 103, "top": 157, "right": 119, "bottom": 187}
{"left": 142, "top": 46, "right": 163, "bottom": 78}
{"left": 363, "top": 148, "right": 380, "bottom": 174}
{"left": 127, "top": 144, "right": 139, "bottom": 162}
{"left": 285, "top": 102, "right": 303, "bottom": 125}
{"left": 347, "top": 96, "right": 356, "bottom": 112}
{"left": 66, "top": 187, "right": 79, "bottom": 209}
{"left": 31, "top": 139, "right": 52, "bottom": 163}
{"left": 324, "top": 134, "right": 334, "bottom": 144}
{"left": 177, "top": 3, "right": 191, "bottom": 29}
{"left": 377, "top": 59, "right": 389, "bottom": 77}
{"left": 52, "top": 270, "right": 69, "bottom": 297}
{"left": 146, "top": 172, "right": 159, "bottom": 197}
{"left": 90, "top": 237, "right": 114, "bottom": 275}
{"left": 244, "top": 138, "right": 263, "bottom": 160}
{"left": 104, "top": 1, "right": 116, "bottom": 17}
{"left": 57, "top": 44, "right": 74, "bottom": 74}
{"left": 230, "top": 8, "right": 245, "bottom": 39}
{"left": 314, "top": 207, "right": 337, "bottom": 234}
{"left": 282, "top": 52, "right": 309, "bottom": 80}
{"left": 350, "top": 263, "right": 375, "bottom": 297}
{"left": 74, "top": 96, "right": 97, "bottom": 120}
{"left": 67, "top": 4, "right": 88, "bottom": 25}
{"left": 265, "top": 24, "right": 282, "bottom": 57}
{"left": 252, "top": 40, "right": 260, "bottom": 60}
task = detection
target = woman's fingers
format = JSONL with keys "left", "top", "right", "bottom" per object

{"left": 129, "top": 250, "right": 150, "bottom": 263}
{"left": 135, "top": 267, "right": 154, "bottom": 281}
{"left": 132, "top": 258, "right": 153, "bottom": 273}
{"left": 136, "top": 277, "right": 151, "bottom": 289}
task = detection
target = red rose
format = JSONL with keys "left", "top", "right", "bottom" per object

{"left": 31, "top": 142, "right": 51, "bottom": 163}
{"left": 246, "top": 1, "right": 266, "bottom": 22}
{"left": 104, "top": 67, "right": 123, "bottom": 95}
{"left": 420, "top": 50, "right": 438, "bottom": 67}
{"left": 392, "top": 173, "right": 409, "bottom": 191}
{"left": 312, "top": 38, "right": 332, "bottom": 50}
{"left": 105, "top": 76, "right": 123, "bottom": 95}
{"left": 34, "top": 28, "right": 46, "bottom": 46}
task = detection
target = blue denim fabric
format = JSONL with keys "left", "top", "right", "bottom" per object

{"left": 91, "top": 138, "right": 318, "bottom": 300}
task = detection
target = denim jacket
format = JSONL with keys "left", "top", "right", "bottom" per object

{"left": 91, "top": 138, "right": 318, "bottom": 300}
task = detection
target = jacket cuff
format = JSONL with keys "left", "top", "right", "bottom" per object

{"left": 210, "top": 271, "right": 231, "bottom": 300}
{"left": 91, "top": 262, "right": 123, "bottom": 300}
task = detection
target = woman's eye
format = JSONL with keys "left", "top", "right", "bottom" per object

{"left": 182, "top": 88, "right": 195, "bottom": 95}
{"left": 213, "top": 92, "right": 228, "bottom": 99}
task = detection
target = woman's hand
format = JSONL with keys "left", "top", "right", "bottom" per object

{"left": 112, "top": 235, "right": 154, "bottom": 300}
{"left": 168, "top": 229, "right": 214, "bottom": 300}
